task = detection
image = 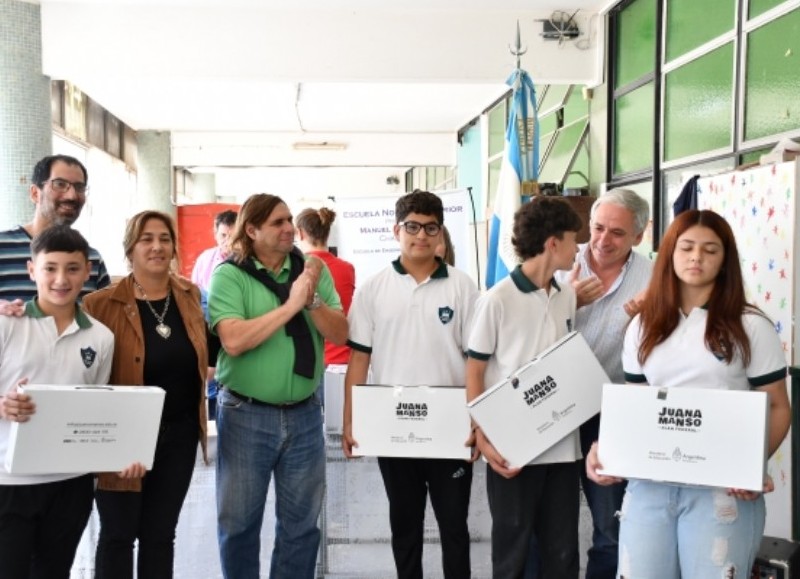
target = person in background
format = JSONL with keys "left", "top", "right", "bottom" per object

{"left": 83, "top": 210, "right": 209, "bottom": 579}
{"left": 434, "top": 224, "right": 455, "bottom": 267}
{"left": 0, "top": 225, "right": 141, "bottom": 579}
{"left": 191, "top": 209, "right": 238, "bottom": 419}
{"left": 295, "top": 206, "right": 355, "bottom": 403}
{"left": 587, "top": 209, "right": 791, "bottom": 578}
{"left": 553, "top": 188, "right": 652, "bottom": 579}
{"left": 0, "top": 154, "right": 110, "bottom": 314}
{"left": 466, "top": 196, "right": 583, "bottom": 579}
{"left": 343, "top": 190, "right": 479, "bottom": 579}
{"left": 209, "top": 193, "right": 347, "bottom": 579}
{"left": 191, "top": 209, "right": 238, "bottom": 307}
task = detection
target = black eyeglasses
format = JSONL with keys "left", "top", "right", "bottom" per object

{"left": 398, "top": 221, "right": 441, "bottom": 236}
{"left": 42, "top": 178, "right": 89, "bottom": 195}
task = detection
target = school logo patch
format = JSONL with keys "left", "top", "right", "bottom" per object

{"left": 438, "top": 307, "right": 454, "bottom": 324}
{"left": 80, "top": 347, "right": 97, "bottom": 368}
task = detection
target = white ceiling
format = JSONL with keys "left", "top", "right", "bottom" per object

{"left": 37, "top": 0, "right": 613, "bottom": 167}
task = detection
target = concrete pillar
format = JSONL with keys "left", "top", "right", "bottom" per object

{"left": 191, "top": 173, "right": 217, "bottom": 203}
{"left": 136, "top": 130, "right": 175, "bottom": 217}
{"left": 0, "top": 0, "right": 52, "bottom": 229}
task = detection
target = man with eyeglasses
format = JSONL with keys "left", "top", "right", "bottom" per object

{"left": 343, "top": 190, "right": 479, "bottom": 578}
{"left": 0, "top": 155, "right": 110, "bottom": 311}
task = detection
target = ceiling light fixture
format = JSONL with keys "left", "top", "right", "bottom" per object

{"left": 292, "top": 141, "right": 348, "bottom": 151}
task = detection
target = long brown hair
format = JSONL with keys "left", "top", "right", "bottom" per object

{"left": 228, "top": 193, "right": 286, "bottom": 264}
{"left": 637, "top": 209, "right": 759, "bottom": 366}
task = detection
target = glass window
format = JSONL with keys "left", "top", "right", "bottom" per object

{"left": 488, "top": 102, "right": 506, "bottom": 157}
{"left": 538, "top": 119, "right": 588, "bottom": 184}
{"left": 744, "top": 8, "right": 800, "bottom": 141}
{"left": 665, "top": 0, "right": 735, "bottom": 62}
{"left": 664, "top": 42, "right": 734, "bottom": 161}
{"left": 486, "top": 157, "right": 502, "bottom": 209}
{"left": 616, "top": 0, "right": 657, "bottom": 88}
{"left": 614, "top": 82, "right": 655, "bottom": 175}
{"left": 539, "top": 130, "right": 557, "bottom": 168}
{"left": 537, "top": 84, "right": 569, "bottom": 115}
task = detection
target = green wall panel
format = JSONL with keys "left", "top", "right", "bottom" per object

{"left": 744, "top": 8, "right": 800, "bottom": 141}
{"left": 664, "top": 42, "right": 734, "bottom": 161}
{"left": 614, "top": 82, "right": 655, "bottom": 174}
{"left": 563, "top": 86, "right": 589, "bottom": 126}
{"left": 539, "top": 113, "right": 558, "bottom": 137}
{"left": 665, "top": 0, "right": 734, "bottom": 62}
{"left": 616, "top": 0, "right": 657, "bottom": 88}
{"left": 749, "top": 0, "right": 788, "bottom": 19}
{"left": 538, "top": 84, "right": 569, "bottom": 114}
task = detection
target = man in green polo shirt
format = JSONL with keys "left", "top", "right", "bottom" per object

{"left": 208, "top": 193, "right": 348, "bottom": 579}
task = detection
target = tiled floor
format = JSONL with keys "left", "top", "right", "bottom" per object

{"left": 72, "top": 425, "right": 592, "bottom": 578}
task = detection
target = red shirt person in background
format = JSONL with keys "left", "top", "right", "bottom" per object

{"left": 295, "top": 207, "right": 355, "bottom": 366}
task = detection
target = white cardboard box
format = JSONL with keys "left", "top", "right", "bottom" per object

{"left": 597, "top": 383, "right": 769, "bottom": 491}
{"left": 324, "top": 365, "right": 347, "bottom": 434}
{"left": 5, "top": 384, "right": 166, "bottom": 474}
{"left": 352, "top": 384, "right": 471, "bottom": 460}
{"left": 467, "top": 332, "right": 609, "bottom": 468}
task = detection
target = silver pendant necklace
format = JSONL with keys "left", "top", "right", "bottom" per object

{"left": 133, "top": 279, "right": 172, "bottom": 339}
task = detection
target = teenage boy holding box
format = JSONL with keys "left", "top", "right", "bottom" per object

{"left": 466, "top": 197, "right": 583, "bottom": 579}
{"left": 0, "top": 225, "right": 142, "bottom": 579}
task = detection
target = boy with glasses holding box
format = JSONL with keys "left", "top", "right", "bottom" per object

{"left": 343, "top": 190, "right": 479, "bottom": 578}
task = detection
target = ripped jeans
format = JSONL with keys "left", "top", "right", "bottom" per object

{"left": 617, "top": 480, "right": 764, "bottom": 579}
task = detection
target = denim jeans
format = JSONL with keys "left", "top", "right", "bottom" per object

{"left": 617, "top": 479, "right": 765, "bottom": 579}
{"left": 216, "top": 387, "right": 325, "bottom": 579}
{"left": 580, "top": 414, "right": 626, "bottom": 579}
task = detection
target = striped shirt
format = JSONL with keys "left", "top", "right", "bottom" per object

{"left": 556, "top": 245, "right": 653, "bottom": 382}
{"left": 0, "top": 226, "right": 111, "bottom": 301}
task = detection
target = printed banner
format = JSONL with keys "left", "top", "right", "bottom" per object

{"left": 336, "top": 189, "right": 471, "bottom": 283}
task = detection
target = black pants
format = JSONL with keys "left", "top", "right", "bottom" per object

{"left": 0, "top": 474, "right": 94, "bottom": 579}
{"left": 487, "top": 461, "right": 579, "bottom": 579}
{"left": 377, "top": 457, "right": 473, "bottom": 579}
{"left": 95, "top": 417, "right": 198, "bottom": 579}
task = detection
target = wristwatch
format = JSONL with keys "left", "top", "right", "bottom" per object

{"left": 306, "top": 292, "right": 323, "bottom": 311}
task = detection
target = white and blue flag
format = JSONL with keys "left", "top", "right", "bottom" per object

{"left": 485, "top": 69, "right": 538, "bottom": 288}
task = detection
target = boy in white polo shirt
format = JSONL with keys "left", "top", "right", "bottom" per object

{"left": 343, "top": 190, "right": 479, "bottom": 579}
{"left": 466, "top": 196, "right": 583, "bottom": 579}
{"left": 0, "top": 225, "right": 124, "bottom": 579}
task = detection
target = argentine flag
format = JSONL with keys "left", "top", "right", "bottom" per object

{"left": 485, "top": 69, "right": 538, "bottom": 288}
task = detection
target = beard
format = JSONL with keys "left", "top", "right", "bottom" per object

{"left": 51, "top": 202, "right": 82, "bottom": 225}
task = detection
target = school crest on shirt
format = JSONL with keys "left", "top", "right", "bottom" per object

{"left": 438, "top": 306, "right": 454, "bottom": 324}
{"left": 80, "top": 347, "right": 97, "bottom": 368}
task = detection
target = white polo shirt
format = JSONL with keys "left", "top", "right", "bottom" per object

{"left": 623, "top": 307, "right": 787, "bottom": 390}
{"left": 348, "top": 259, "right": 478, "bottom": 386}
{"left": 468, "top": 266, "right": 580, "bottom": 464}
{"left": 0, "top": 300, "right": 114, "bottom": 486}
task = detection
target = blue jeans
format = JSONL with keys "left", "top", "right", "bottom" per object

{"left": 618, "top": 479, "right": 765, "bottom": 579}
{"left": 216, "top": 388, "right": 325, "bottom": 579}
{"left": 580, "top": 414, "right": 625, "bottom": 579}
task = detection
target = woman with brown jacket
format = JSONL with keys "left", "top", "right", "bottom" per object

{"left": 83, "top": 210, "right": 208, "bottom": 579}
